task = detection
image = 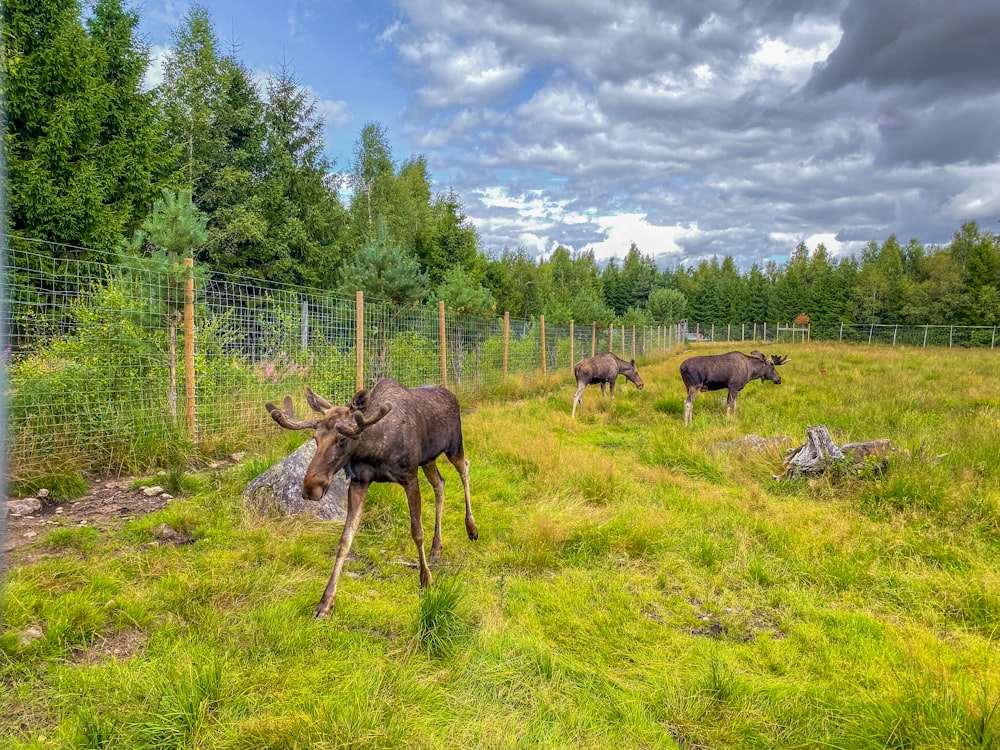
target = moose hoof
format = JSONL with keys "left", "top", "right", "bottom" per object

{"left": 429, "top": 547, "right": 442, "bottom": 564}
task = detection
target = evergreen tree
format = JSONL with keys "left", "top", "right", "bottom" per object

{"left": 602, "top": 259, "right": 627, "bottom": 315}
{"left": 646, "top": 288, "right": 687, "bottom": 324}
{"left": 619, "top": 244, "right": 658, "bottom": 310}
{"left": 125, "top": 188, "right": 208, "bottom": 419}
{"left": 4, "top": 0, "right": 169, "bottom": 253}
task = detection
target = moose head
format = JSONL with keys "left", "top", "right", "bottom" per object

{"left": 265, "top": 386, "right": 392, "bottom": 502}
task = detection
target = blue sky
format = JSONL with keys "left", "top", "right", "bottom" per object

{"left": 137, "top": 0, "right": 1000, "bottom": 269}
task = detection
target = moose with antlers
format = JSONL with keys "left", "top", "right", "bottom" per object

{"left": 265, "top": 379, "right": 479, "bottom": 617}
{"left": 679, "top": 350, "right": 789, "bottom": 425}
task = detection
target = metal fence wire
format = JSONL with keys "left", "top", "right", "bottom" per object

{"left": 4, "top": 240, "right": 680, "bottom": 482}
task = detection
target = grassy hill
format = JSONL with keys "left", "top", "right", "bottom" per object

{"left": 2, "top": 342, "right": 999, "bottom": 749}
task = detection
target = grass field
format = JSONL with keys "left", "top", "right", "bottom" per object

{"left": 2, "top": 341, "right": 999, "bottom": 749}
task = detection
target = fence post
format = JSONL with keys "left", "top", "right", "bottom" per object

{"left": 949, "top": 326, "right": 953, "bottom": 349}
{"left": 301, "top": 299, "right": 309, "bottom": 354}
{"left": 869, "top": 324, "right": 874, "bottom": 344}
{"left": 992, "top": 326, "right": 996, "bottom": 349}
{"left": 923, "top": 325, "right": 928, "bottom": 347}
{"left": 631, "top": 326, "right": 636, "bottom": 359}
{"left": 591, "top": 321, "right": 596, "bottom": 357}
{"left": 893, "top": 325, "right": 898, "bottom": 347}
{"left": 503, "top": 311, "right": 510, "bottom": 380}
{"left": 570, "top": 321, "right": 575, "bottom": 369}
{"left": 609, "top": 324, "right": 614, "bottom": 353}
{"left": 839, "top": 322, "right": 843, "bottom": 342}
{"left": 356, "top": 291, "right": 364, "bottom": 392}
{"left": 540, "top": 314, "right": 546, "bottom": 379}
{"left": 439, "top": 300, "right": 447, "bottom": 386}
{"left": 763, "top": 322, "right": 767, "bottom": 342}
{"left": 183, "top": 258, "right": 196, "bottom": 441}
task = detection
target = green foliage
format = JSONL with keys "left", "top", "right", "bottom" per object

{"left": 414, "top": 576, "right": 471, "bottom": 658}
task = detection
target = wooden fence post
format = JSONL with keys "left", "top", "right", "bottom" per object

{"left": 540, "top": 314, "right": 546, "bottom": 379}
{"left": 591, "top": 321, "right": 596, "bottom": 357}
{"left": 301, "top": 299, "right": 309, "bottom": 353}
{"left": 631, "top": 326, "right": 636, "bottom": 359}
{"left": 183, "top": 258, "right": 196, "bottom": 441}
{"left": 503, "top": 311, "right": 510, "bottom": 380}
{"left": 608, "top": 324, "right": 614, "bottom": 353}
{"left": 570, "top": 321, "right": 575, "bottom": 369}
{"left": 439, "top": 300, "right": 447, "bottom": 386}
{"left": 356, "top": 291, "right": 364, "bottom": 392}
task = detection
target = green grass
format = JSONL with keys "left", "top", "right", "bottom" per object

{"left": 2, "top": 342, "right": 1000, "bottom": 748}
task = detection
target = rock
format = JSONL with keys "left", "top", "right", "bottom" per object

{"left": 154, "top": 523, "right": 177, "bottom": 539}
{"left": 6, "top": 497, "right": 43, "bottom": 516}
{"left": 243, "top": 440, "right": 348, "bottom": 521}
{"left": 37, "top": 489, "right": 50, "bottom": 499}
{"left": 230, "top": 452, "right": 246, "bottom": 463}
{"left": 142, "top": 486, "right": 164, "bottom": 497}
{"left": 19, "top": 626, "right": 44, "bottom": 646}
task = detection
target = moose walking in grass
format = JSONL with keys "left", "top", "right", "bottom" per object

{"left": 571, "top": 352, "right": 644, "bottom": 419}
{"left": 679, "top": 350, "right": 788, "bottom": 425}
{"left": 265, "top": 379, "right": 479, "bottom": 617}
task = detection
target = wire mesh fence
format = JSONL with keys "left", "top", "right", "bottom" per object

{"left": 4, "top": 238, "right": 682, "bottom": 483}
{"left": 688, "top": 321, "right": 1000, "bottom": 348}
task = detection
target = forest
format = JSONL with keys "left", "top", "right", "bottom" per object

{"left": 4, "top": 0, "right": 1000, "bottom": 329}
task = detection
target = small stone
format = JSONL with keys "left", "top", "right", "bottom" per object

{"left": 55, "top": 507, "right": 64, "bottom": 514}
{"left": 142, "top": 486, "right": 164, "bottom": 497}
{"left": 37, "top": 489, "right": 50, "bottom": 499}
{"left": 23, "top": 531, "right": 37, "bottom": 539}
{"left": 160, "top": 494, "right": 174, "bottom": 500}
{"left": 19, "top": 626, "right": 43, "bottom": 646}
{"left": 6, "top": 497, "right": 42, "bottom": 516}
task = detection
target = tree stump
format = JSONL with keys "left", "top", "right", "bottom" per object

{"left": 778, "top": 425, "right": 893, "bottom": 479}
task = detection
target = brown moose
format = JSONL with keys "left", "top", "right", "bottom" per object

{"left": 571, "top": 352, "right": 644, "bottom": 419}
{"left": 265, "top": 378, "right": 478, "bottom": 617}
{"left": 680, "top": 350, "right": 788, "bottom": 425}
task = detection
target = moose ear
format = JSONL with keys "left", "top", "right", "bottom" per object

{"left": 749, "top": 350, "right": 765, "bottom": 361}
{"left": 630, "top": 359, "right": 636, "bottom": 366}
{"left": 350, "top": 388, "right": 371, "bottom": 411}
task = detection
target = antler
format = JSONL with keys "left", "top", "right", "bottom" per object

{"left": 304, "top": 386, "right": 333, "bottom": 414}
{"left": 334, "top": 402, "right": 393, "bottom": 437}
{"left": 770, "top": 355, "right": 789, "bottom": 366}
{"left": 264, "top": 394, "right": 322, "bottom": 430}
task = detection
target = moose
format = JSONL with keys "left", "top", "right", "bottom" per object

{"left": 679, "top": 350, "right": 788, "bottom": 425}
{"left": 265, "top": 378, "right": 479, "bottom": 617}
{"left": 572, "top": 351, "right": 644, "bottom": 418}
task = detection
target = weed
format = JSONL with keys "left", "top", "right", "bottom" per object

{"left": 414, "top": 575, "right": 470, "bottom": 658}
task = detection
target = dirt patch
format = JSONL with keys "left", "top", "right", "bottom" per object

{"left": 2, "top": 478, "right": 174, "bottom": 568}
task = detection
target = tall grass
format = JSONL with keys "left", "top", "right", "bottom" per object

{"left": 2, "top": 342, "right": 999, "bottom": 748}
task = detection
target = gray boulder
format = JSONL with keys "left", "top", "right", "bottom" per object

{"left": 243, "top": 440, "right": 348, "bottom": 521}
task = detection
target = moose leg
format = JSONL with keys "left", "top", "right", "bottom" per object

{"left": 314, "top": 480, "right": 369, "bottom": 618}
{"left": 403, "top": 475, "right": 433, "bottom": 589}
{"left": 447, "top": 451, "right": 478, "bottom": 542}
{"left": 726, "top": 388, "right": 738, "bottom": 418}
{"left": 609, "top": 379, "right": 617, "bottom": 400}
{"left": 684, "top": 387, "right": 697, "bottom": 426}
{"left": 572, "top": 382, "right": 586, "bottom": 418}
{"left": 421, "top": 461, "right": 445, "bottom": 563}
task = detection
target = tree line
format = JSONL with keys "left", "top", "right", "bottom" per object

{"left": 4, "top": 0, "right": 999, "bottom": 329}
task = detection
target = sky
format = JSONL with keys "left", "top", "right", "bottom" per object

{"left": 136, "top": 0, "right": 1000, "bottom": 270}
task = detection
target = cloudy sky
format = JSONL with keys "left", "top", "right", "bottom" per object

{"left": 137, "top": 0, "right": 1000, "bottom": 269}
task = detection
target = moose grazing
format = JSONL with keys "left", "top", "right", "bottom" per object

{"left": 572, "top": 352, "right": 644, "bottom": 418}
{"left": 679, "top": 350, "right": 788, "bottom": 426}
{"left": 265, "top": 379, "right": 479, "bottom": 617}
